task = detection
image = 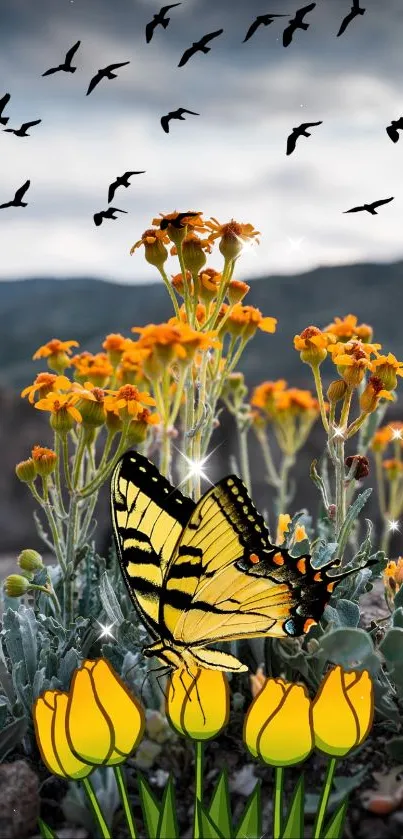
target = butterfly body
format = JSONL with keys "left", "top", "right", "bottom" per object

{"left": 111, "top": 451, "right": 366, "bottom": 672}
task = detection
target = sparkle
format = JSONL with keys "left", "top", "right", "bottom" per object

{"left": 174, "top": 444, "right": 222, "bottom": 490}
{"left": 390, "top": 427, "right": 403, "bottom": 441}
{"left": 96, "top": 621, "right": 116, "bottom": 640}
{"left": 331, "top": 425, "right": 346, "bottom": 440}
{"left": 387, "top": 519, "right": 400, "bottom": 533}
{"left": 233, "top": 233, "right": 258, "bottom": 258}
{"left": 287, "top": 236, "right": 305, "bottom": 252}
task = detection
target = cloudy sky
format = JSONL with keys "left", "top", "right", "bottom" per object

{"left": 0, "top": 0, "right": 402, "bottom": 283}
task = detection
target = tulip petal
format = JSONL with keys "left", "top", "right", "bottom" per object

{"left": 256, "top": 684, "right": 313, "bottom": 766}
{"left": 53, "top": 694, "right": 92, "bottom": 779}
{"left": 90, "top": 659, "right": 145, "bottom": 761}
{"left": 346, "top": 671, "right": 374, "bottom": 744}
{"left": 312, "top": 666, "right": 359, "bottom": 757}
{"left": 244, "top": 679, "right": 286, "bottom": 758}
{"left": 67, "top": 666, "right": 113, "bottom": 764}
{"left": 167, "top": 668, "right": 229, "bottom": 740}
{"left": 33, "top": 693, "right": 66, "bottom": 777}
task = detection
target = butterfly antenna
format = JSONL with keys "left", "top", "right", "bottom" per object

{"left": 140, "top": 664, "right": 171, "bottom": 705}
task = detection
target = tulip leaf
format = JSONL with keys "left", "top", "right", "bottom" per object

{"left": 156, "top": 775, "right": 178, "bottom": 839}
{"left": 305, "top": 770, "right": 366, "bottom": 815}
{"left": 282, "top": 774, "right": 304, "bottom": 839}
{"left": 234, "top": 781, "right": 261, "bottom": 839}
{"left": 208, "top": 769, "right": 232, "bottom": 838}
{"left": 137, "top": 772, "right": 161, "bottom": 839}
{"left": 196, "top": 802, "right": 225, "bottom": 839}
{"left": 322, "top": 796, "right": 349, "bottom": 839}
{"left": 38, "top": 818, "right": 58, "bottom": 838}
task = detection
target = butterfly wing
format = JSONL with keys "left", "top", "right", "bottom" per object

{"left": 111, "top": 451, "right": 195, "bottom": 637}
{"left": 160, "top": 476, "right": 348, "bottom": 648}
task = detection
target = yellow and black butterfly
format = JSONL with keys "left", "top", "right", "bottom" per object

{"left": 111, "top": 451, "right": 365, "bottom": 673}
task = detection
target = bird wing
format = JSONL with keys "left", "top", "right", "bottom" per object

{"left": 386, "top": 125, "right": 399, "bottom": 143}
{"left": 337, "top": 11, "right": 354, "bottom": 36}
{"left": 343, "top": 206, "right": 364, "bottom": 213}
{"left": 286, "top": 131, "right": 297, "bottom": 155}
{"left": 106, "top": 62, "right": 130, "bottom": 71}
{"left": 86, "top": 72, "right": 102, "bottom": 95}
{"left": 65, "top": 40, "right": 81, "bottom": 64}
{"left": 161, "top": 114, "right": 170, "bottom": 132}
{"left": 200, "top": 29, "right": 224, "bottom": 46}
{"left": 303, "top": 120, "right": 323, "bottom": 128}
{"left": 282, "top": 23, "right": 294, "bottom": 47}
{"left": 145, "top": 20, "right": 156, "bottom": 43}
{"left": 108, "top": 181, "right": 117, "bottom": 203}
{"left": 178, "top": 108, "right": 199, "bottom": 116}
{"left": 178, "top": 46, "right": 194, "bottom": 67}
{"left": 297, "top": 2, "right": 316, "bottom": 18}
{"left": 243, "top": 19, "right": 260, "bottom": 42}
{"left": 161, "top": 3, "right": 181, "bottom": 12}
{"left": 0, "top": 93, "right": 10, "bottom": 109}
{"left": 21, "top": 120, "right": 41, "bottom": 130}
{"left": 371, "top": 197, "right": 394, "bottom": 209}
{"left": 93, "top": 212, "right": 103, "bottom": 226}
{"left": 15, "top": 180, "right": 30, "bottom": 201}
{"left": 42, "top": 67, "right": 59, "bottom": 76}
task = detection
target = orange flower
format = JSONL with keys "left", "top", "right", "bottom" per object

{"left": 103, "top": 384, "right": 156, "bottom": 420}
{"left": 324, "top": 314, "right": 373, "bottom": 343}
{"left": 117, "top": 350, "right": 147, "bottom": 386}
{"left": 250, "top": 667, "right": 266, "bottom": 699}
{"left": 382, "top": 459, "right": 403, "bottom": 480}
{"left": 223, "top": 304, "right": 277, "bottom": 339}
{"left": 198, "top": 268, "right": 222, "bottom": 300}
{"left": 33, "top": 339, "right": 79, "bottom": 373}
{"left": 179, "top": 303, "right": 207, "bottom": 326}
{"left": 35, "top": 392, "right": 82, "bottom": 431}
{"left": 133, "top": 320, "right": 220, "bottom": 367}
{"left": 371, "top": 426, "right": 393, "bottom": 452}
{"left": 126, "top": 407, "right": 161, "bottom": 444}
{"left": 384, "top": 559, "right": 403, "bottom": 602}
{"left": 31, "top": 445, "right": 57, "bottom": 477}
{"left": 71, "top": 352, "right": 113, "bottom": 387}
{"left": 102, "top": 334, "right": 130, "bottom": 367}
{"left": 152, "top": 210, "right": 206, "bottom": 236}
{"left": 360, "top": 376, "right": 394, "bottom": 414}
{"left": 294, "top": 326, "right": 336, "bottom": 366}
{"left": 21, "top": 373, "right": 71, "bottom": 404}
{"left": 171, "top": 232, "right": 212, "bottom": 273}
{"left": 73, "top": 382, "right": 108, "bottom": 427}
{"left": 329, "top": 339, "right": 381, "bottom": 387}
{"left": 171, "top": 270, "right": 194, "bottom": 297}
{"left": 274, "top": 388, "right": 322, "bottom": 416}
{"left": 205, "top": 217, "right": 260, "bottom": 260}
{"left": 251, "top": 380, "right": 288, "bottom": 413}
{"left": 227, "top": 279, "right": 250, "bottom": 305}
{"left": 130, "top": 228, "right": 170, "bottom": 267}
{"left": 371, "top": 353, "right": 403, "bottom": 391}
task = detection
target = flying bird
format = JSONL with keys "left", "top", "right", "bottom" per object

{"left": 386, "top": 117, "right": 403, "bottom": 143}
{"left": 86, "top": 62, "right": 130, "bottom": 96}
{"left": 178, "top": 29, "right": 224, "bottom": 67}
{"left": 93, "top": 207, "right": 128, "bottom": 226}
{"left": 145, "top": 4, "right": 181, "bottom": 43}
{"left": 343, "top": 197, "right": 394, "bottom": 215}
{"left": 243, "top": 13, "right": 288, "bottom": 43}
{"left": 286, "top": 120, "right": 322, "bottom": 155}
{"left": 0, "top": 180, "right": 30, "bottom": 209}
{"left": 337, "top": 1, "right": 365, "bottom": 37}
{"left": 0, "top": 93, "right": 10, "bottom": 126}
{"left": 42, "top": 41, "right": 81, "bottom": 75}
{"left": 159, "top": 211, "right": 201, "bottom": 230}
{"left": 108, "top": 171, "right": 146, "bottom": 203}
{"left": 3, "top": 120, "right": 41, "bottom": 137}
{"left": 160, "top": 107, "right": 199, "bottom": 133}
{"left": 283, "top": 3, "right": 316, "bottom": 47}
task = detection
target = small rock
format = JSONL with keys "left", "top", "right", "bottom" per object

{"left": 0, "top": 760, "right": 39, "bottom": 839}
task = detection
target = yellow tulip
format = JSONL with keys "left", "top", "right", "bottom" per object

{"left": 244, "top": 678, "right": 313, "bottom": 766}
{"left": 67, "top": 659, "right": 145, "bottom": 765}
{"left": 312, "top": 665, "right": 373, "bottom": 757}
{"left": 33, "top": 690, "right": 92, "bottom": 779}
{"left": 166, "top": 667, "right": 229, "bottom": 740}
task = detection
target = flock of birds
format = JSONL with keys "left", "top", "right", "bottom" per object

{"left": 0, "top": 1, "right": 398, "bottom": 220}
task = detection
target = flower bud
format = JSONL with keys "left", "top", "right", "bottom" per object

{"left": 102, "top": 334, "right": 127, "bottom": 368}
{"left": 227, "top": 279, "right": 250, "bottom": 305}
{"left": 33, "top": 691, "right": 92, "bottom": 779}
{"left": 166, "top": 668, "right": 229, "bottom": 741}
{"left": 244, "top": 678, "right": 313, "bottom": 766}
{"left": 143, "top": 235, "right": 168, "bottom": 268}
{"left": 50, "top": 408, "right": 76, "bottom": 434}
{"left": 3, "top": 574, "right": 30, "bottom": 597}
{"left": 15, "top": 458, "right": 37, "bottom": 483}
{"left": 182, "top": 235, "right": 207, "bottom": 274}
{"left": 294, "top": 327, "right": 328, "bottom": 366}
{"left": 312, "top": 665, "right": 373, "bottom": 757}
{"left": 32, "top": 445, "right": 57, "bottom": 477}
{"left": 345, "top": 455, "right": 370, "bottom": 480}
{"left": 76, "top": 395, "right": 106, "bottom": 428}
{"left": 105, "top": 410, "right": 123, "bottom": 435}
{"left": 360, "top": 376, "right": 387, "bottom": 413}
{"left": 327, "top": 379, "right": 348, "bottom": 403}
{"left": 18, "top": 549, "right": 44, "bottom": 572}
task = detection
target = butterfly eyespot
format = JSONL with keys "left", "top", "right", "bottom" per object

{"left": 273, "top": 551, "right": 285, "bottom": 566}
{"left": 303, "top": 618, "right": 317, "bottom": 633}
{"left": 327, "top": 582, "right": 336, "bottom": 593}
{"left": 313, "top": 571, "right": 322, "bottom": 581}
{"left": 284, "top": 618, "right": 298, "bottom": 636}
{"left": 297, "top": 558, "right": 306, "bottom": 574}
{"left": 249, "top": 553, "right": 260, "bottom": 564}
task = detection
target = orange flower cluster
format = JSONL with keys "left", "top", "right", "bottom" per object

{"left": 251, "top": 379, "right": 322, "bottom": 420}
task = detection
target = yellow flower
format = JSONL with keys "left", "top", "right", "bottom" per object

{"left": 329, "top": 339, "right": 379, "bottom": 387}
{"left": 133, "top": 320, "right": 220, "bottom": 373}
{"left": 73, "top": 383, "right": 107, "bottom": 428}
{"left": 371, "top": 353, "right": 403, "bottom": 391}
{"left": 312, "top": 665, "right": 373, "bottom": 757}
{"left": 251, "top": 380, "right": 288, "bottom": 414}
{"left": 244, "top": 678, "right": 313, "bottom": 766}
{"left": 104, "top": 384, "right": 156, "bottom": 420}
{"left": 371, "top": 426, "right": 393, "bottom": 452}
{"left": 275, "top": 513, "right": 307, "bottom": 545}
{"left": 35, "top": 392, "right": 82, "bottom": 431}
{"left": 153, "top": 210, "right": 206, "bottom": 245}
{"left": 67, "top": 659, "right": 145, "bottom": 765}
{"left": 166, "top": 668, "right": 229, "bottom": 741}
{"left": 360, "top": 376, "right": 394, "bottom": 414}
{"left": 71, "top": 352, "right": 113, "bottom": 387}
{"left": 102, "top": 333, "right": 129, "bottom": 367}
{"left": 294, "top": 326, "right": 336, "bottom": 366}
{"left": 130, "top": 227, "right": 170, "bottom": 267}
{"left": 223, "top": 304, "right": 277, "bottom": 339}
{"left": 384, "top": 558, "right": 403, "bottom": 603}
{"left": 33, "top": 691, "right": 92, "bottom": 779}
{"left": 324, "top": 314, "right": 373, "bottom": 344}
{"left": 382, "top": 458, "right": 403, "bottom": 481}
{"left": 171, "top": 270, "right": 194, "bottom": 298}
{"left": 31, "top": 445, "right": 57, "bottom": 477}
{"left": 21, "top": 373, "right": 70, "bottom": 404}
{"left": 126, "top": 407, "right": 161, "bottom": 445}
{"left": 198, "top": 268, "right": 222, "bottom": 302}
{"left": 205, "top": 217, "right": 260, "bottom": 261}
{"left": 227, "top": 279, "right": 250, "bottom": 305}
{"left": 33, "top": 339, "right": 79, "bottom": 373}
{"left": 274, "top": 388, "right": 322, "bottom": 416}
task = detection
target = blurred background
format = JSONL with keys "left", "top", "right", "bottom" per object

{"left": 1, "top": 0, "right": 403, "bottom": 556}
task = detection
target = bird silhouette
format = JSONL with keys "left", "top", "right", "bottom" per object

{"left": 42, "top": 41, "right": 81, "bottom": 75}
{"left": 337, "top": 1, "right": 365, "bottom": 37}
{"left": 146, "top": 4, "right": 181, "bottom": 43}
{"left": 178, "top": 29, "right": 224, "bottom": 67}
{"left": 3, "top": 120, "right": 41, "bottom": 137}
{"left": 86, "top": 62, "right": 130, "bottom": 96}
{"left": 0, "top": 180, "right": 30, "bottom": 209}
{"left": 283, "top": 3, "right": 316, "bottom": 47}
{"left": 159, "top": 211, "right": 201, "bottom": 230}
{"left": 161, "top": 107, "right": 199, "bottom": 133}
{"left": 93, "top": 207, "right": 128, "bottom": 226}
{"left": 386, "top": 117, "right": 403, "bottom": 143}
{"left": 286, "top": 121, "right": 322, "bottom": 155}
{"left": 243, "top": 13, "right": 288, "bottom": 43}
{"left": 343, "top": 197, "right": 394, "bottom": 215}
{"left": 0, "top": 93, "right": 10, "bottom": 126}
{"left": 108, "top": 171, "right": 146, "bottom": 204}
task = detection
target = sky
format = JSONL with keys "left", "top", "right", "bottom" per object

{"left": 0, "top": 0, "right": 403, "bottom": 283}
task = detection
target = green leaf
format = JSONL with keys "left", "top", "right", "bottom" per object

{"left": 208, "top": 769, "right": 232, "bottom": 838}
{"left": 0, "top": 716, "right": 28, "bottom": 761}
{"left": 311, "top": 541, "right": 338, "bottom": 570}
{"left": 335, "top": 599, "right": 360, "bottom": 628}
{"left": 336, "top": 489, "right": 372, "bottom": 560}
{"left": 318, "top": 628, "right": 380, "bottom": 675}
{"left": 323, "top": 797, "right": 349, "bottom": 839}
{"left": 137, "top": 773, "right": 161, "bottom": 839}
{"left": 380, "top": 628, "right": 403, "bottom": 662}
{"left": 234, "top": 781, "right": 261, "bottom": 839}
{"left": 394, "top": 584, "right": 403, "bottom": 610}
{"left": 197, "top": 802, "right": 225, "bottom": 839}
{"left": 99, "top": 572, "right": 125, "bottom": 625}
{"left": 385, "top": 736, "right": 403, "bottom": 762}
{"left": 0, "top": 696, "right": 9, "bottom": 729}
{"left": 305, "top": 771, "right": 365, "bottom": 815}
{"left": 393, "top": 608, "right": 403, "bottom": 628}
{"left": 282, "top": 775, "right": 304, "bottom": 839}
{"left": 38, "top": 818, "right": 58, "bottom": 838}
{"left": 157, "top": 776, "right": 178, "bottom": 839}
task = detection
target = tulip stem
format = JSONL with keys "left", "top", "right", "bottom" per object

{"left": 313, "top": 757, "right": 337, "bottom": 839}
{"left": 114, "top": 765, "right": 138, "bottom": 839}
{"left": 193, "top": 740, "right": 204, "bottom": 839}
{"left": 273, "top": 766, "right": 284, "bottom": 839}
{"left": 81, "top": 777, "right": 111, "bottom": 839}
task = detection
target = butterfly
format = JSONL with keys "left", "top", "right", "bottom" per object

{"left": 111, "top": 451, "right": 367, "bottom": 673}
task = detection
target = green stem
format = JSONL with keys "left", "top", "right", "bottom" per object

{"left": 313, "top": 757, "right": 338, "bottom": 839}
{"left": 312, "top": 364, "right": 329, "bottom": 432}
{"left": 238, "top": 421, "right": 252, "bottom": 495}
{"left": 113, "top": 765, "right": 137, "bottom": 839}
{"left": 82, "top": 777, "right": 111, "bottom": 839}
{"left": 80, "top": 427, "right": 130, "bottom": 498}
{"left": 54, "top": 432, "right": 67, "bottom": 517}
{"left": 204, "top": 258, "right": 234, "bottom": 330}
{"left": 61, "top": 433, "right": 73, "bottom": 493}
{"left": 176, "top": 245, "right": 193, "bottom": 324}
{"left": 255, "top": 427, "right": 280, "bottom": 486}
{"left": 28, "top": 483, "right": 66, "bottom": 572}
{"left": 193, "top": 740, "right": 204, "bottom": 839}
{"left": 375, "top": 451, "right": 387, "bottom": 517}
{"left": 276, "top": 454, "right": 295, "bottom": 516}
{"left": 346, "top": 411, "right": 368, "bottom": 439}
{"left": 158, "top": 266, "right": 181, "bottom": 318}
{"left": 72, "top": 427, "right": 87, "bottom": 488}
{"left": 273, "top": 766, "right": 284, "bottom": 839}
{"left": 64, "top": 495, "right": 78, "bottom": 626}
{"left": 335, "top": 437, "right": 345, "bottom": 539}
